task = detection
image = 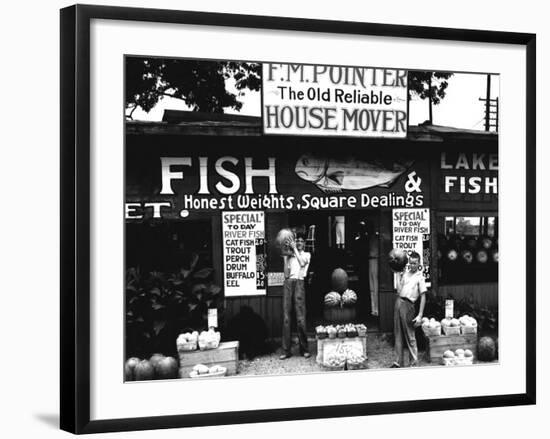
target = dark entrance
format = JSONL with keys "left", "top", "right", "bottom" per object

{"left": 287, "top": 210, "right": 381, "bottom": 331}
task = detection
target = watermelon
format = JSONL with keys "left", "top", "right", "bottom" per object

{"left": 388, "top": 248, "right": 408, "bottom": 272}
{"left": 331, "top": 268, "right": 349, "bottom": 292}
{"left": 134, "top": 359, "right": 155, "bottom": 381}
{"left": 342, "top": 289, "right": 357, "bottom": 305}
{"left": 478, "top": 336, "right": 497, "bottom": 361}
{"left": 447, "top": 249, "right": 458, "bottom": 261}
{"left": 276, "top": 228, "right": 295, "bottom": 256}
{"left": 481, "top": 237, "right": 493, "bottom": 249}
{"left": 461, "top": 249, "right": 473, "bottom": 264}
{"left": 324, "top": 291, "right": 341, "bottom": 307}
{"left": 476, "top": 249, "right": 488, "bottom": 263}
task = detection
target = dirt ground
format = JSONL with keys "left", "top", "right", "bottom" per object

{"left": 237, "top": 333, "right": 436, "bottom": 376}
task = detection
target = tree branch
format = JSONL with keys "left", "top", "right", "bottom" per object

{"left": 125, "top": 103, "right": 138, "bottom": 120}
{"left": 160, "top": 92, "right": 184, "bottom": 100}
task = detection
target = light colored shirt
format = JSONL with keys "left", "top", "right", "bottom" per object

{"left": 396, "top": 270, "right": 427, "bottom": 302}
{"left": 284, "top": 251, "right": 311, "bottom": 280}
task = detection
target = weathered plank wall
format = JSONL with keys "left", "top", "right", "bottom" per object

{"left": 438, "top": 283, "right": 498, "bottom": 308}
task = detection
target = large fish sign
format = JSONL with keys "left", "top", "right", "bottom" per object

{"left": 294, "top": 153, "right": 413, "bottom": 193}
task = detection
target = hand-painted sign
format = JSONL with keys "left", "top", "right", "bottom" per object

{"left": 222, "top": 211, "right": 266, "bottom": 297}
{"left": 392, "top": 208, "right": 431, "bottom": 281}
{"left": 262, "top": 63, "right": 408, "bottom": 137}
{"left": 439, "top": 152, "right": 498, "bottom": 208}
{"left": 124, "top": 148, "right": 428, "bottom": 219}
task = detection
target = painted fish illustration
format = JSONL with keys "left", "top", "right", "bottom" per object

{"left": 295, "top": 154, "right": 413, "bottom": 193}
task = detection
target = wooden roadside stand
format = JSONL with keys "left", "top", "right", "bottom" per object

{"left": 423, "top": 300, "right": 479, "bottom": 364}
{"left": 316, "top": 335, "right": 367, "bottom": 367}
{"left": 424, "top": 333, "right": 477, "bottom": 363}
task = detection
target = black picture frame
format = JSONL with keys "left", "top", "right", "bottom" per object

{"left": 60, "top": 4, "right": 536, "bottom": 434}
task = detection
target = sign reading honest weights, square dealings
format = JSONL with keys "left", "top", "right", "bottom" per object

{"left": 262, "top": 63, "right": 408, "bottom": 137}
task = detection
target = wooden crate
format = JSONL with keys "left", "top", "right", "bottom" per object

{"left": 178, "top": 341, "right": 239, "bottom": 378}
{"left": 425, "top": 334, "right": 477, "bottom": 363}
{"left": 316, "top": 336, "right": 367, "bottom": 364}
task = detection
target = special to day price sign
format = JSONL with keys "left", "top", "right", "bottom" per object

{"left": 392, "top": 208, "right": 431, "bottom": 281}
{"left": 262, "top": 62, "right": 408, "bottom": 138}
{"left": 222, "top": 211, "right": 266, "bottom": 296}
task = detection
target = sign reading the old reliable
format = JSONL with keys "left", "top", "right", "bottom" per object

{"left": 262, "top": 63, "right": 408, "bottom": 137}
{"left": 222, "top": 211, "right": 267, "bottom": 296}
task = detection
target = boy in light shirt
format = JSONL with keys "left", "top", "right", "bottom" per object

{"left": 392, "top": 251, "right": 427, "bottom": 368}
{"left": 280, "top": 233, "right": 311, "bottom": 359}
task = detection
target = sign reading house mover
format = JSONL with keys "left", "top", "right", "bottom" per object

{"left": 262, "top": 63, "right": 408, "bottom": 138}
{"left": 222, "top": 211, "right": 266, "bottom": 296}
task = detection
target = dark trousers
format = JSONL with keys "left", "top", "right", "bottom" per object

{"left": 282, "top": 278, "right": 309, "bottom": 355}
{"left": 394, "top": 296, "right": 418, "bottom": 366}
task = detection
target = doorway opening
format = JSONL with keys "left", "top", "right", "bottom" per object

{"left": 287, "top": 211, "right": 381, "bottom": 332}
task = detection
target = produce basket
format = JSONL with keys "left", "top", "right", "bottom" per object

{"left": 177, "top": 340, "right": 198, "bottom": 352}
{"left": 442, "top": 325, "right": 461, "bottom": 336}
{"left": 198, "top": 339, "right": 220, "bottom": 350}
{"left": 422, "top": 326, "right": 441, "bottom": 337}
{"left": 441, "top": 357, "right": 455, "bottom": 366}
{"left": 460, "top": 325, "right": 477, "bottom": 335}
{"left": 315, "top": 326, "right": 328, "bottom": 339}
{"left": 454, "top": 356, "right": 474, "bottom": 366}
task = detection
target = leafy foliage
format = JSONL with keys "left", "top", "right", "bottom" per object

{"left": 408, "top": 71, "right": 454, "bottom": 105}
{"left": 125, "top": 254, "right": 223, "bottom": 358}
{"left": 125, "top": 58, "right": 261, "bottom": 118}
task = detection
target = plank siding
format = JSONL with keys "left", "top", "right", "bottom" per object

{"left": 379, "top": 291, "right": 395, "bottom": 332}
{"left": 438, "top": 283, "right": 498, "bottom": 308}
{"left": 223, "top": 296, "right": 283, "bottom": 338}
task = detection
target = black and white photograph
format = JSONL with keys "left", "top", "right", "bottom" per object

{"left": 52, "top": 2, "right": 539, "bottom": 434}
{"left": 124, "top": 56, "right": 500, "bottom": 381}
{"left": 2, "top": 0, "right": 546, "bottom": 436}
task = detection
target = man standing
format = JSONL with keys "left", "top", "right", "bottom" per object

{"left": 280, "top": 232, "right": 311, "bottom": 359}
{"left": 392, "top": 251, "right": 427, "bottom": 367}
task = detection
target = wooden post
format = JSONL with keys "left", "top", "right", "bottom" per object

{"left": 428, "top": 75, "right": 433, "bottom": 123}
{"left": 485, "top": 74, "right": 491, "bottom": 131}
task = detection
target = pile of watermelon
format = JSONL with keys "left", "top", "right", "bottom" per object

{"left": 324, "top": 289, "right": 357, "bottom": 308}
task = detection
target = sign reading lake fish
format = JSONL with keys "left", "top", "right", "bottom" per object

{"left": 222, "top": 211, "right": 267, "bottom": 297}
{"left": 262, "top": 63, "right": 408, "bottom": 137}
